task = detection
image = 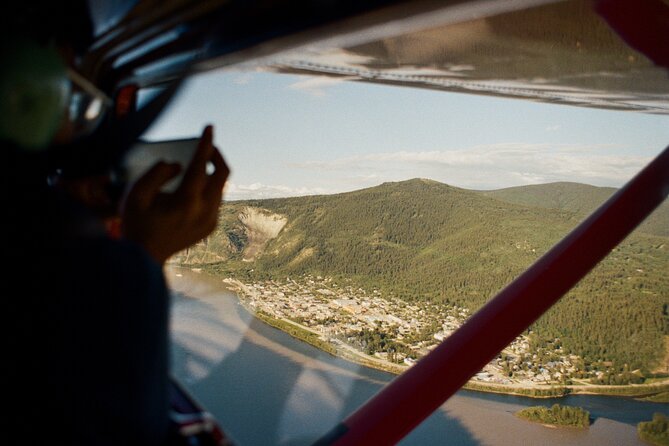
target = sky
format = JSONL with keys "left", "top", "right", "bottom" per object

{"left": 143, "top": 70, "right": 669, "bottom": 200}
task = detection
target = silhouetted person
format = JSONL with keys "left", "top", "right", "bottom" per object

{"left": 1, "top": 23, "right": 230, "bottom": 444}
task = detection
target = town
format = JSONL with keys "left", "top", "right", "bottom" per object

{"left": 224, "top": 274, "right": 584, "bottom": 386}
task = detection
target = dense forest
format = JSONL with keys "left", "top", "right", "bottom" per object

{"left": 480, "top": 181, "right": 669, "bottom": 237}
{"left": 180, "top": 179, "right": 669, "bottom": 376}
{"left": 638, "top": 413, "right": 669, "bottom": 446}
{"left": 515, "top": 404, "right": 590, "bottom": 428}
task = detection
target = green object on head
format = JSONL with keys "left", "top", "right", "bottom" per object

{"left": 0, "top": 39, "right": 70, "bottom": 151}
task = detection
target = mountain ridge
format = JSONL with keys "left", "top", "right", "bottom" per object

{"left": 478, "top": 181, "right": 667, "bottom": 237}
{"left": 178, "top": 178, "right": 668, "bottom": 373}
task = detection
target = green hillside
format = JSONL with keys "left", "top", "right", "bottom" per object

{"left": 479, "top": 182, "right": 669, "bottom": 238}
{"left": 185, "top": 179, "right": 668, "bottom": 374}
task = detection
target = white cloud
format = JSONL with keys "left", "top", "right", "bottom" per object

{"left": 225, "top": 182, "right": 329, "bottom": 200}
{"left": 545, "top": 125, "right": 561, "bottom": 132}
{"left": 287, "top": 75, "right": 355, "bottom": 97}
{"left": 288, "top": 143, "right": 650, "bottom": 190}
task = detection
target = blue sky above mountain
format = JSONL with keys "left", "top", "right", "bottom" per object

{"left": 145, "top": 71, "right": 669, "bottom": 200}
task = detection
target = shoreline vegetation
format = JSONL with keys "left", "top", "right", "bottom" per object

{"left": 515, "top": 404, "right": 590, "bottom": 428}
{"left": 638, "top": 392, "right": 669, "bottom": 403}
{"left": 637, "top": 413, "right": 669, "bottom": 446}
{"left": 175, "top": 267, "right": 669, "bottom": 401}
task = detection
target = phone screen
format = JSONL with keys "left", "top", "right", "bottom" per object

{"left": 123, "top": 138, "right": 201, "bottom": 192}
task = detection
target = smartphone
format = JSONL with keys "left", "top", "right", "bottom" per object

{"left": 123, "top": 137, "right": 201, "bottom": 192}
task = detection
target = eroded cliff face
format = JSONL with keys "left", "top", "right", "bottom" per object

{"left": 238, "top": 207, "right": 287, "bottom": 261}
{"left": 170, "top": 206, "right": 287, "bottom": 265}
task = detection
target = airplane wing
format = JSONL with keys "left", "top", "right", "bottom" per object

{"left": 83, "top": 0, "right": 669, "bottom": 115}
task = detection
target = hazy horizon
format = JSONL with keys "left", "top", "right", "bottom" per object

{"left": 144, "top": 70, "right": 669, "bottom": 201}
{"left": 220, "top": 177, "right": 621, "bottom": 201}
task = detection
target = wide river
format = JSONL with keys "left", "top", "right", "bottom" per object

{"left": 167, "top": 267, "right": 667, "bottom": 446}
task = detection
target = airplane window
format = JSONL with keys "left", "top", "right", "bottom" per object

{"left": 144, "top": 70, "right": 669, "bottom": 446}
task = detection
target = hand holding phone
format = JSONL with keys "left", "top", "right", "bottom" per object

{"left": 121, "top": 125, "right": 230, "bottom": 264}
{"left": 123, "top": 137, "right": 202, "bottom": 192}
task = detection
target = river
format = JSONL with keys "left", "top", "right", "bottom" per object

{"left": 167, "top": 267, "right": 667, "bottom": 446}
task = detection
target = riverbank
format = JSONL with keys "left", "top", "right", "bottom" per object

{"left": 232, "top": 282, "right": 407, "bottom": 375}
{"left": 247, "top": 303, "right": 669, "bottom": 400}
{"left": 167, "top": 266, "right": 666, "bottom": 446}
{"left": 177, "top": 266, "right": 669, "bottom": 400}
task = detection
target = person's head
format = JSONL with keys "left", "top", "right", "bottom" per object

{"left": 0, "top": 38, "right": 71, "bottom": 152}
{"left": 1, "top": 2, "right": 114, "bottom": 187}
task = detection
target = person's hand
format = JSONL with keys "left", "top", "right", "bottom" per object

{"left": 121, "top": 125, "right": 229, "bottom": 264}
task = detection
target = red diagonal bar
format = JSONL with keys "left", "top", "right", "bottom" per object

{"left": 316, "top": 145, "right": 669, "bottom": 446}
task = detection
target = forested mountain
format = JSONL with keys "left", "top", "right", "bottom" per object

{"left": 479, "top": 182, "right": 669, "bottom": 237}
{"left": 182, "top": 179, "right": 669, "bottom": 373}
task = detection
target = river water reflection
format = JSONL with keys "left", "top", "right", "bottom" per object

{"left": 167, "top": 268, "right": 665, "bottom": 446}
